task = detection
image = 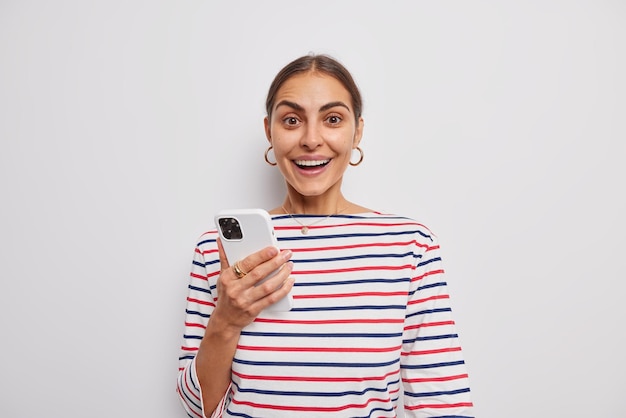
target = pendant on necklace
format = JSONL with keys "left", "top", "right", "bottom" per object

{"left": 301, "top": 226, "right": 309, "bottom": 234}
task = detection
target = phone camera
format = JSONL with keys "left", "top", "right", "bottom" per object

{"left": 218, "top": 217, "right": 243, "bottom": 240}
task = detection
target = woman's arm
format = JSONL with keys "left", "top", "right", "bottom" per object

{"left": 177, "top": 236, "right": 295, "bottom": 417}
{"left": 177, "top": 235, "right": 218, "bottom": 418}
{"left": 401, "top": 234, "right": 474, "bottom": 417}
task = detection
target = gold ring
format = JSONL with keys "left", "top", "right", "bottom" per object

{"left": 232, "top": 261, "right": 247, "bottom": 279}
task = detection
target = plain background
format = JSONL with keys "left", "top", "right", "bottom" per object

{"left": 1, "top": 1, "right": 625, "bottom": 417}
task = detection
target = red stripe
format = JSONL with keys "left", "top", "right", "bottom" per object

{"left": 189, "top": 272, "right": 207, "bottom": 281}
{"left": 295, "top": 291, "right": 408, "bottom": 299}
{"left": 185, "top": 321, "right": 206, "bottom": 329}
{"left": 232, "top": 368, "right": 400, "bottom": 382}
{"left": 199, "top": 229, "right": 218, "bottom": 237}
{"left": 406, "top": 402, "right": 473, "bottom": 411}
{"left": 187, "top": 297, "right": 214, "bottom": 306}
{"left": 254, "top": 318, "right": 404, "bottom": 325}
{"left": 408, "top": 294, "right": 449, "bottom": 306}
{"left": 294, "top": 264, "right": 414, "bottom": 275}
{"left": 231, "top": 396, "right": 391, "bottom": 412}
{"left": 237, "top": 344, "right": 402, "bottom": 353}
{"left": 403, "top": 373, "right": 469, "bottom": 384}
{"left": 411, "top": 269, "right": 444, "bottom": 282}
{"left": 401, "top": 346, "right": 462, "bottom": 356}
{"left": 180, "top": 346, "right": 199, "bottom": 352}
{"left": 283, "top": 240, "right": 430, "bottom": 252}
{"left": 276, "top": 221, "right": 419, "bottom": 230}
{"left": 176, "top": 386, "right": 203, "bottom": 417}
{"left": 184, "top": 366, "right": 201, "bottom": 401}
{"left": 275, "top": 220, "right": 429, "bottom": 231}
{"left": 404, "top": 320, "right": 455, "bottom": 331}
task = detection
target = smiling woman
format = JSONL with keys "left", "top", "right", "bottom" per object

{"left": 176, "top": 54, "right": 475, "bottom": 418}
{"left": 264, "top": 70, "right": 364, "bottom": 210}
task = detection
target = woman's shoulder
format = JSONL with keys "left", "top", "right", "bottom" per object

{"left": 195, "top": 227, "right": 219, "bottom": 248}
{"left": 352, "top": 211, "right": 437, "bottom": 235}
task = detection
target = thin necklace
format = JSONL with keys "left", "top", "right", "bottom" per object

{"left": 281, "top": 205, "right": 347, "bottom": 235}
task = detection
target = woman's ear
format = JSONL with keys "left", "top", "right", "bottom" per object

{"left": 353, "top": 116, "right": 364, "bottom": 147}
{"left": 264, "top": 116, "right": 272, "bottom": 143}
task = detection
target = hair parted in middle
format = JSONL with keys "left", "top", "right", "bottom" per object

{"left": 265, "top": 54, "right": 363, "bottom": 126}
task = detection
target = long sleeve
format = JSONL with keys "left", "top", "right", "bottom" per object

{"left": 176, "top": 215, "right": 474, "bottom": 417}
{"left": 176, "top": 234, "right": 221, "bottom": 418}
{"left": 400, "top": 234, "right": 474, "bottom": 417}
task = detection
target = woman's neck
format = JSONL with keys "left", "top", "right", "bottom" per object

{"left": 282, "top": 193, "right": 348, "bottom": 215}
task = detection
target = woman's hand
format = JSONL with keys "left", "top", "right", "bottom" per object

{"left": 211, "top": 238, "right": 295, "bottom": 330}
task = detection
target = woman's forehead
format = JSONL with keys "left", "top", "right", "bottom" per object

{"left": 274, "top": 72, "right": 352, "bottom": 109}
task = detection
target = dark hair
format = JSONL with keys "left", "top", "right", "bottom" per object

{"left": 265, "top": 54, "right": 363, "bottom": 125}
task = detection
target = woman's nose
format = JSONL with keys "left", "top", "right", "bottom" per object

{"left": 300, "top": 123, "right": 322, "bottom": 149}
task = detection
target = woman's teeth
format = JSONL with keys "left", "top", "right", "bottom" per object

{"left": 295, "top": 159, "right": 330, "bottom": 168}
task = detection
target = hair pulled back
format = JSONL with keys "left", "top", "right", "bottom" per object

{"left": 265, "top": 54, "right": 363, "bottom": 125}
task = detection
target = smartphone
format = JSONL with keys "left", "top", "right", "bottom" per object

{"left": 214, "top": 208, "right": 292, "bottom": 311}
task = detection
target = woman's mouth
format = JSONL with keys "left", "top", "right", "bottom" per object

{"left": 294, "top": 159, "right": 330, "bottom": 169}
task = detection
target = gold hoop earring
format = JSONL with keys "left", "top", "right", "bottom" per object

{"left": 264, "top": 146, "right": 277, "bottom": 166}
{"left": 349, "top": 146, "right": 364, "bottom": 166}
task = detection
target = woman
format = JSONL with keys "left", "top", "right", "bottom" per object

{"left": 177, "top": 54, "right": 474, "bottom": 417}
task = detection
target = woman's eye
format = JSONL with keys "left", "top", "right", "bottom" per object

{"left": 327, "top": 115, "right": 342, "bottom": 125}
{"left": 284, "top": 117, "right": 299, "bottom": 125}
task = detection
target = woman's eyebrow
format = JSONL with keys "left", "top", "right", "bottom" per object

{"left": 275, "top": 100, "right": 304, "bottom": 112}
{"left": 275, "top": 100, "right": 351, "bottom": 114}
{"left": 319, "top": 101, "right": 351, "bottom": 113}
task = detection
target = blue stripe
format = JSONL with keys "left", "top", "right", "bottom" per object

{"left": 179, "top": 383, "right": 201, "bottom": 411}
{"left": 295, "top": 277, "right": 411, "bottom": 287}
{"left": 274, "top": 213, "right": 415, "bottom": 221}
{"left": 183, "top": 334, "right": 202, "bottom": 340}
{"left": 178, "top": 368, "right": 202, "bottom": 411}
{"left": 294, "top": 251, "right": 419, "bottom": 264}
{"left": 406, "top": 307, "right": 452, "bottom": 319}
{"left": 188, "top": 285, "right": 210, "bottom": 294}
{"left": 431, "top": 416, "right": 474, "bottom": 418}
{"left": 199, "top": 259, "right": 219, "bottom": 267}
{"left": 232, "top": 378, "right": 399, "bottom": 397}
{"left": 403, "top": 333, "right": 459, "bottom": 344}
{"left": 187, "top": 363, "right": 200, "bottom": 391}
{"left": 226, "top": 411, "right": 255, "bottom": 418}
{"left": 227, "top": 399, "right": 398, "bottom": 418}
{"left": 185, "top": 309, "right": 210, "bottom": 318}
{"left": 416, "top": 281, "right": 447, "bottom": 292}
{"left": 241, "top": 331, "right": 404, "bottom": 338}
{"left": 197, "top": 238, "right": 216, "bottom": 246}
{"left": 408, "top": 282, "right": 446, "bottom": 297}
{"left": 233, "top": 357, "right": 400, "bottom": 368}
{"left": 405, "top": 387, "right": 471, "bottom": 398}
{"left": 401, "top": 360, "right": 465, "bottom": 370}
{"left": 361, "top": 406, "right": 397, "bottom": 418}
{"left": 417, "top": 256, "right": 441, "bottom": 268}
{"left": 291, "top": 305, "right": 406, "bottom": 312}
{"left": 278, "top": 229, "right": 433, "bottom": 242}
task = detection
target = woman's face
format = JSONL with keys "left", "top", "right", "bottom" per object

{"left": 264, "top": 72, "right": 364, "bottom": 201}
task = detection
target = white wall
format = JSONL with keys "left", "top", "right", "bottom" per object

{"left": 1, "top": 1, "right": 624, "bottom": 416}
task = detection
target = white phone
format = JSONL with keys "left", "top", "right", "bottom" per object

{"left": 214, "top": 208, "right": 293, "bottom": 311}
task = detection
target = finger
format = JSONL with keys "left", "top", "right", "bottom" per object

{"left": 265, "top": 275, "right": 296, "bottom": 303}
{"left": 241, "top": 248, "right": 291, "bottom": 287}
{"left": 217, "top": 238, "right": 230, "bottom": 271}
{"left": 251, "top": 260, "right": 294, "bottom": 294}
{"left": 245, "top": 262, "right": 295, "bottom": 312}
{"left": 236, "top": 245, "right": 281, "bottom": 279}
